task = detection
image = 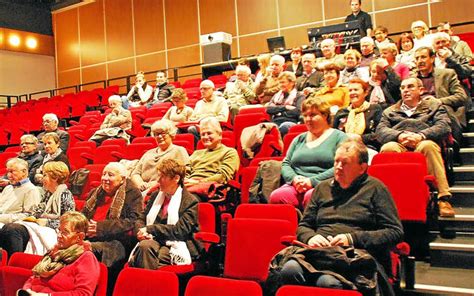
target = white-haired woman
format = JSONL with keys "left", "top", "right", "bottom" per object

{"left": 411, "top": 20, "right": 433, "bottom": 50}
{"left": 90, "top": 95, "right": 132, "bottom": 144}
{"left": 131, "top": 119, "right": 189, "bottom": 194}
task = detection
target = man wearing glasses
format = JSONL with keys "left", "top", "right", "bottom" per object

{"left": 18, "top": 135, "right": 43, "bottom": 182}
{"left": 37, "top": 113, "right": 70, "bottom": 153}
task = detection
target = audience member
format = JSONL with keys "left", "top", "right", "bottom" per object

{"left": 339, "top": 49, "right": 369, "bottom": 85}
{"left": 267, "top": 71, "right": 305, "bottom": 137}
{"left": 437, "top": 22, "right": 473, "bottom": 59}
{"left": 374, "top": 25, "right": 393, "bottom": 49}
{"left": 81, "top": 162, "right": 142, "bottom": 278}
{"left": 0, "top": 158, "right": 41, "bottom": 225}
{"left": 185, "top": 117, "right": 239, "bottom": 188}
{"left": 0, "top": 161, "right": 73, "bottom": 255}
{"left": 35, "top": 132, "right": 70, "bottom": 185}
{"left": 359, "top": 36, "right": 378, "bottom": 67}
{"left": 274, "top": 140, "right": 402, "bottom": 293}
{"left": 90, "top": 95, "right": 132, "bottom": 145}
{"left": 269, "top": 97, "right": 347, "bottom": 210}
{"left": 295, "top": 53, "right": 324, "bottom": 95}
{"left": 377, "top": 77, "right": 454, "bottom": 217}
{"left": 18, "top": 134, "right": 43, "bottom": 183}
{"left": 287, "top": 47, "right": 303, "bottom": 77}
{"left": 150, "top": 71, "right": 175, "bottom": 107}
{"left": 129, "top": 159, "right": 203, "bottom": 269}
{"left": 334, "top": 78, "right": 383, "bottom": 150}
{"left": 131, "top": 119, "right": 189, "bottom": 195}
{"left": 189, "top": 80, "right": 229, "bottom": 122}
{"left": 255, "top": 54, "right": 286, "bottom": 104}
{"left": 124, "top": 71, "right": 154, "bottom": 108}
{"left": 396, "top": 32, "right": 417, "bottom": 73}
{"left": 254, "top": 53, "right": 272, "bottom": 84}
{"left": 367, "top": 58, "right": 401, "bottom": 109}
{"left": 20, "top": 211, "right": 100, "bottom": 296}
{"left": 415, "top": 47, "right": 469, "bottom": 134}
{"left": 162, "top": 88, "right": 194, "bottom": 123}
{"left": 37, "top": 113, "right": 70, "bottom": 153}
{"left": 379, "top": 43, "right": 410, "bottom": 80}
{"left": 311, "top": 63, "right": 349, "bottom": 111}
{"left": 411, "top": 20, "right": 433, "bottom": 50}
{"left": 344, "top": 0, "right": 373, "bottom": 37}
{"left": 315, "top": 39, "right": 345, "bottom": 70}
{"left": 223, "top": 65, "right": 256, "bottom": 121}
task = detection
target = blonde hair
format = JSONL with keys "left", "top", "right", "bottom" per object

{"left": 43, "top": 161, "right": 70, "bottom": 184}
{"left": 60, "top": 211, "right": 89, "bottom": 234}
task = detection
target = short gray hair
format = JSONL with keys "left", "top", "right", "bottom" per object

{"left": 43, "top": 113, "right": 58, "bottom": 123}
{"left": 321, "top": 39, "right": 335, "bottom": 47}
{"left": 199, "top": 117, "right": 222, "bottom": 135}
{"left": 270, "top": 55, "right": 285, "bottom": 65}
{"left": 6, "top": 158, "right": 29, "bottom": 171}
{"left": 278, "top": 71, "right": 297, "bottom": 83}
{"left": 432, "top": 32, "right": 450, "bottom": 44}
{"left": 236, "top": 65, "right": 251, "bottom": 75}
{"left": 151, "top": 119, "right": 178, "bottom": 137}
{"left": 108, "top": 95, "right": 122, "bottom": 105}
{"left": 104, "top": 162, "right": 127, "bottom": 177}
{"left": 360, "top": 36, "right": 374, "bottom": 45}
{"left": 20, "top": 134, "right": 38, "bottom": 145}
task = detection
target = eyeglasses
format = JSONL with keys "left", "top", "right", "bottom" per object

{"left": 153, "top": 131, "right": 168, "bottom": 138}
{"left": 21, "top": 142, "right": 35, "bottom": 145}
{"left": 56, "top": 228, "right": 78, "bottom": 237}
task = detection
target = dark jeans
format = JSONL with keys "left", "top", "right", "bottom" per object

{"left": 0, "top": 223, "right": 30, "bottom": 255}
{"left": 280, "top": 259, "right": 343, "bottom": 289}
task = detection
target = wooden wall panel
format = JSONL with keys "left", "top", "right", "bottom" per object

{"left": 167, "top": 45, "right": 201, "bottom": 82}
{"left": 105, "top": 0, "right": 134, "bottom": 61}
{"left": 281, "top": 24, "right": 322, "bottom": 49}
{"left": 199, "top": 0, "right": 236, "bottom": 36}
{"left": 374, "top": 0, "right": 425, "bottom": 11}
{"left": 55, "top": 9, "right": 80, "bottom": 71}
{"left": 431, "top": 0, "right": 474, "bottom": 27}
{"left": 134, "top": 0, "right": 165, "bottom": 55}
{"left": 58, "top": 69, "right": 80, "bottom": 89}
{"left": 136, "top": 52, "right": 167, "bottom": 73}
{"left": 239, "top": 32, "right": 277, "bottom": 57}
{"left": 108, "top": 58, "right": 135, "bottom": 79}
{"left": 374, "top": 6, "right": 428, "bottom": 35}
{"left": 237, "top": 0, "right": 277, "bottom": 35}
{"left": 165, "top": 0, "right": 199, "bottom": 49}
{"left": 79, "top": 0, "right": 106, "bottom": 66}
{"left": 278, "top": 0, "right": 322, "bottom": 28}
{"left": 82, "top": 64, "right": 106, "bottom": 84}
{"left": 324, "top": 0, "right": 373, "bottom": 20}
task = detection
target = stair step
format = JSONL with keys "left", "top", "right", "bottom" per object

{"left": 467, "top": 119, "right": 474, "bottom": 133}
{"left": 413, "top": 261, "right": 474, "bottom": 295}
{"left": 459, "top": 148, "right": 474, "bottom": 165}
{"left": 453, "top": 165, "right": 474, "bottom": 183}
{"left": 430, "top": 235, "right": 474, "bottom": 269}
{"left": 438, "top": 207, "right": 474, "bottom": 234}
{"left": 450, "top": 185, "right": 474, "bottom": 207}
{"left": 462, "top": 132, "right": 474, "bottom": 146}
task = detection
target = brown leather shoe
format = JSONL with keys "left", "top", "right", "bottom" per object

{"left": 438, "top": 201, "right": 455, "bottom": 217}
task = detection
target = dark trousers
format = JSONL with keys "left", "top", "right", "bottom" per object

{"left": 128, "top": 239, "right": 171, "bottom": 270}
{"left": 0, "top": 223, "right": 29, "bottom": 255}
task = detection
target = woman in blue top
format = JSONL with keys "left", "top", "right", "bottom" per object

{"left": 269, "top": 96, "right": 347, "bottom": 210}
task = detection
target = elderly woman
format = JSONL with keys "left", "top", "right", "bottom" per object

{"left": 267, "top": 71, "right": 305, "bottom": 137}
{"left": 367, "top": 58, "right": 402, "bottom": 109}
{"left": 131, "top": 119, "right": 189, "bottom": 194}
{"left": 334, "top": 78, "right": 383, "bottom": 150}
{"left": 90, "top": 95, "right": 132, "bottom": 144}
{"left": 18, "top": 134, "right": 43, "bottom": 183}
{"left": 311, "top": 63, "right": 350, "bottom": 112}
{"left": 81, "top": 162, "right": 142, "bottom": 268}
{"left": 185, "top": 117, "right": 239, "bottom": 188}
{"left": 411, "top": 20, "right": 433, "bottom": 50}
{"left": 20, "top": 211, "right": 100, "bottom": 296}
{"left": 339, "top": 49, "right": 369, "bottom": 85}
{"left": 163, "top": 88, "right": 194, "bottom": 123}
{"left": 0, "top": 161, "right": 74, "bottom": 255}
{"left": 35, "top": 133, "right": 70, "bottom": 185}
{"left": 269, "top": 97, "right": 348, "bottom": 210}
{"left": 396, "top": 33, "right": 416, "bottom": 71}
{"left": 379, "top": 43, "right": 410, "bottom": 80}
{"left": 129, "top": 159, "right": 203, "bottom": 269}
{"left": 287, "top": 47, "right": 303, "bottom": 77}
{"left": 124, "top": 71, "right": 154, "bottom": 108}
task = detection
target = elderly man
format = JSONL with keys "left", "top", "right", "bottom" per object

{"left": 185, "top": 117, "right": 239, "bottom": 188}
{"left": 255, "top": 54, "right": 286, "bottom": 104}
{"left": 37, "top": 113, "right": 69, "bottom": 153}
{"left": 277, "top": 140, "right": 402, "bottom": 292}
{"left": 223, "top": 65, "right": 256, "bottom": 121}
{"left": 437, "top": 22, "right": 473, "bottom": 59}
{"left": 0, "top": 158, "right": 41, "bottom": 225}
{"left": 315, "top": 39, "right": 345, "bottom": 70}
{"left": 149, "top": 71, "right": 175, "bottom": 107}
{"left": 189, "top": 80, "right": 229, "bottom": 122}
{"left": 296, "top": 53, "right": 324, "bottom": 95}
{"left": 377, "top": 77, "right": 454, "bottom": 217}
{"left": 18, "top": 134, "right": 43, "bottom": 182}
{"left": 359, "top": 37, "right": 378, "bottom": 67}
{"left": 415, "top": 46, "right": 469, "bottom": 136}
{"left": 344, "top": 0, "right": 373, "bottom": 37}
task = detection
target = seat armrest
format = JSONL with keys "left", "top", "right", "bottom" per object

{"left": 194, "top": 232, "right": 220, "bottom": 244}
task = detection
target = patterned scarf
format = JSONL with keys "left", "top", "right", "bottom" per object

{"left": 345, "top": 101, "right": 370, "bottom": 135}
{"left": 84, "top": 180, "right": 127, "bottom": 219}
{"left": 32, "top": 241, "right": 91, "bottom": 278}
{"left": 368, "top": 79, "right": 386, "bottom": 104}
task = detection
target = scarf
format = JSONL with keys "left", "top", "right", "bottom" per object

{"left": 32, "top": 241, "right": 91, "bottom": 278}
{"left": 345, "top": 101, "right": 370, "bottom": 135}
{"left": 368, "top": 79, "right": 386, "bottom": 104}
{"left": 42, "top": 184, "right": 68, "bottom": 218}
{"left": 84, "top": 180, "right": 127, "bottom": 219}
{"left": 43, "top": 148, "right": 63, "bottom": 164}
{"left": 272, "top": 88, "right": 298, "bottom": 106}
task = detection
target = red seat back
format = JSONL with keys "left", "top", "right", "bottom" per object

{"left": 276, "top": 285, "right": 362, "bottom": 296}
{"left": 234, "top": 204, "right": 298, "bottom": 233}
{"left": 113, "top": 268, "right": 179, "bottom": 296}
{"left": 185, "top": 275, "right": 262, "bottom": 296}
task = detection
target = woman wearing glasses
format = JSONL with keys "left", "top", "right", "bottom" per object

{"left": 162, "top": 88, "right": 194, "bottom": 123}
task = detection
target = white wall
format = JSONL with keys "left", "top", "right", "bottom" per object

{"left": 0, "top": 50, "right": 55, "bottom": 96}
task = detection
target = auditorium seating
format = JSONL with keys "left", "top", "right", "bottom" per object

{"left": 113, "top": 268, "right": 178, "bottom": 296}
{"left": 185, "top": 275, "right": 262, "bottom": 296}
